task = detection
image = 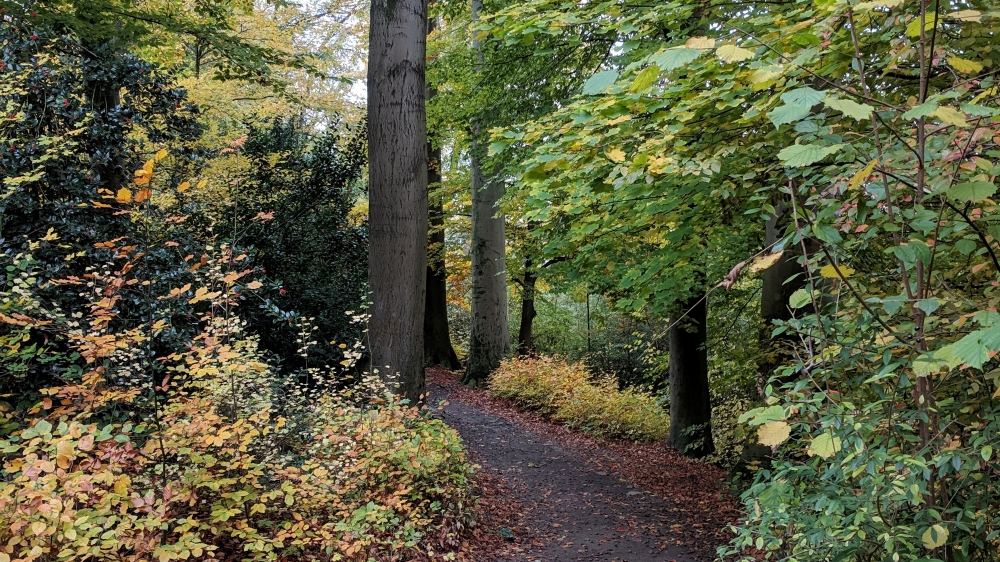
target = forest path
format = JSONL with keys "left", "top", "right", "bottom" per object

{"left": 427, "top": 369, "right": 735, "bottom": 562}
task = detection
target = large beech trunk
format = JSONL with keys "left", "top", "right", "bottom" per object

{"left": 517, "top": 259, "right": 537, "bottom": 355}
{"left": 367, "top": 0, "right": 428, "bottom": 401}
{"left": 668, "top": 293, "right": 715, "bottom": 458}
{"left": 462, "top": 0, "right": 509, "bottom": 385}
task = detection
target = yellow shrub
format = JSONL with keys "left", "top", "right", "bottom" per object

{"left": 489, "top": 357, "right": 669, "bottom": 442}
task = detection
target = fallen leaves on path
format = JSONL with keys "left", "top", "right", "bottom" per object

{"left": 427, "top": 367, "right": 746, "bottom": 561}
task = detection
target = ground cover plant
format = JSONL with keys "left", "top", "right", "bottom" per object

{"left": 488, "top": 356, "right": 670, "bottom": 442}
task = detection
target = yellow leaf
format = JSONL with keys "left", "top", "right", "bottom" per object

{"left": 749, "top": 251, "right": 784, "bottom": 273}
{"left": 197, "top": 179, "right": 208, "bottom": 189}
{"left": 931, "top": 106, "right": 968, "bottom": 128}
{"left": 905, "top": 16, "right": 935, "bottom": 37}
{"left": 607, "top": 148, "right": 626, "bottom": 163}
{"left": 313, "top": 467, "right": 329, "bottom": 477}
{"left": 807, "top": 432, "right": 842, "bottom": 458}
{"left": 685, "top": 36, "right": 716, "bottom": 49}
{"left": 116, "top": 188, "right": 132, "bottom": 204}
{"left": 177, "top": 181, "right": 191, "bottom": 193}
{"left": 716, "top": 44, "right": 755, "bottom": 63}
{"left": 947, "top": 56, "right": 983, "bottom": 74}
{"left": 155, "top": 149, "right": 169, "bottom": 161}
{"left": 848, "top": 159, "right": 878, "bottom": 190}
{"left": 142, "top": 159, "right": 155, "bottom": 173}
{"left": 246, "top": 280, "right": 263, "bottom": 290}
{"left": 31, "top": 521, "right": 47, "bottom": 536}
{"left": 749, "top": 66, "right": 783, "bottom": 84}
{"left": 945, "top": 9, "right": 981, "bottom": 22}
{"left": 820, "top": 263, "right": 855, "bottom": 278}
{"left": 757, "top": 421, "right": 791, "bottom": 447}
{"left": 57, "top": 440, "right": 74, "bottom": 458}
{"left": 922, "top": 524, "right": 949, "bottom": 549}
{"left": 114, "top": 474, "right": 131, "bottom": 495}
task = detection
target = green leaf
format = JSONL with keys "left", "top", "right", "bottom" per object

{"left": 921, "top": 524, "right": 949, "bottom": 549}
{"left": 823, "top": 96, "right": 874, "bottom": 120}
{"left": 582, "top": 70, "right": 619, "bottom": 95}
{"left": 488, "top": 141, "right": 508, "bottom": 156}
{"left": 983, "top": 445, "right": 994, "bottom": 462}
{"left": 953, "top": 330, "right": 992, "bottom": 369}
{"left": 789, "top": 288, "right": 811, "bottom": 308}
{"left": 780, "top": 87, "right": 826, "bottom": 108}
{"left": 949, "top": 181, "right": 997, "bottom": 202}
{"left": 807, "top": 432, "right": 842, "bottom": 458}
{"left": 716, "top": 44, "right": 755, "bottom": 63}
{"left": 778, "top": 143, "right": 845, "bottom": 167}
{"left": 768, "top": 104, "right": 810, "bottom": 127}
{"left": 916, "top": 299, "right": 940, "bottom": 314}
{"left": 906, "top": 16, "right": 936, "bottom": 38}
{"left": 902, "top": 101, "right": 938, "bottom": 120}
{"left": 649, "top": 48, "right": 702, "bottom": 70}
{"left": 630, "top": 64, "right": 660, "bottom": 93}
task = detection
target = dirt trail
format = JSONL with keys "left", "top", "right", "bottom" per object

{"left": 428, "top": 374, "right": 710, "bottom": 562}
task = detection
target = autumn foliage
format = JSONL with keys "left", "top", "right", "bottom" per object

{"left": 488, "top": 356, "right": 669, "bottom": 442}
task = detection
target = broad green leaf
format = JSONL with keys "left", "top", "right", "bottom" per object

{"left": 905, "top": 16, "right": 935, "bottom": 37}
{"left": 780, "top": 87, "right": 826, "bottom": 108}
{"left": 902, "top": 101, "right": 938, "bottom": 120}
{"left": 630, "top": 64, "right": 660, "bottom": 93}
{"left": 789, "top": 288, "right": 811, "bottom": 308}
{"left": 488, "top": 141, "right": 508, "bottom": 156}
{"left": 953, "top": 330, "right": 993, "bottom": 369}
{"left": 931, "top": 106, "right": 968, "bottom": 128}
{"left": 807, "top": 432, "right": 842, "bottom": 458}
{"left": 949, "top": 181, "right": 997, "bottom": 202}
{"left": 983, "top": 445, "right": 994, "bottom": 462}
{"left": 948, "top": 56, "right": 983, "bottom": 74}
{"left": 912, "top": 355, "right": 945, "bottom": 376}
{"left": 768, "top": 104, "right": 810, "bottom": 127}
{"left": 823, "top": 96, "right": 874, "bottom": 120}
{"left": 757, "top": 421, "right": 791, "bottom": 447}
{"left": 716, "top": 44, "right": 755, "bottom": 63}
{"left": 650, "top": 48, "right": 702, "bottom": 70}
{"left": 582, "top": 70, "right": 619, "bottom": 95}
{"left": 916, "top": 299, "right": 940, "bottom": 314}
{"left": 922, "top": 525, "right": 949, "bottom": 549}
{"left": 778, "top": 143, "right": 845, "bottom": 167}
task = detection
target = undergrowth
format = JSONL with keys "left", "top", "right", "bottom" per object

{"left": 488, "top": 356, "right": 669, "bottom": 442}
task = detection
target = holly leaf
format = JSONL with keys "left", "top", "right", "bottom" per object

{"left": 778, "top": 143, "right": 845, "bottom": 167}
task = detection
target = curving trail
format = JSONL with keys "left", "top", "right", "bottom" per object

{"left": 427, "top": 369, "right": 740, "bottom": 562}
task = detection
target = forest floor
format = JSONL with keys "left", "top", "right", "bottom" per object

{"left": 426, "top": 368, "right": 745, "bottom": 562}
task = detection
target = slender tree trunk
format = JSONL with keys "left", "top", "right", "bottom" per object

{"left": 422, "top": 12, "right": 460, "bottom": 370}
{"left": 668, "top": 292, "right": 715, "bottom": 457}
{"left": 462, "top": 0, "right": 509, "bottom": 385}
{"left": 367, "top": 0, "right": 428, "bottom": 400}
{"left": 517, "top": 258, "right": 537, "bottom": 355}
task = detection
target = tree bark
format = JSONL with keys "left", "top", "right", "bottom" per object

{"left": 368, "top": 0, "right": 428, "bottom": 401}
{"left": 424, "top": 124, "right": 461, "bottom": 368}
{"left": 668, "top": 293, "right": 715, "bottom": 457}
{"left": 517, "top": 258, "right": 537, "bottom": 355}
{"left": 462, "top": 0, "right": 509, "bottom": 385}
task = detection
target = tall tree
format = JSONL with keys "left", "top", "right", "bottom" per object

{"left": 667, "top": 294, "right": 715, "bottom": 457}
{"left": 367, "top": 0, "right": 429, "bottom": 399}
{"left": 462, "top": 0, "right": 509, "bottom": 385}
{"left": 424, "top": 13, "right": 461, "bottom": 370}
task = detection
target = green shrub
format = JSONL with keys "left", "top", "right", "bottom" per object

{"left": 489, "top": 356, "right": 669, "bottom": 442}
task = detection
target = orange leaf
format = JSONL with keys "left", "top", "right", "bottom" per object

{"left": 134, "top": 188, "right": 151, "bottom": 203}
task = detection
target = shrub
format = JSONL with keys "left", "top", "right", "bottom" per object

{"left": 489, "top": 356, "right": 669, "bottom": 442}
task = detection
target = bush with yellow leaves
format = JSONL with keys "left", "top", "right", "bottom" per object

{"left": 489, "top": 356, "right": 669, "bottom": 442}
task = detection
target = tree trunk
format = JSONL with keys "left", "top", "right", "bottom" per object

{"left": 462, "top": 0, "right": 509, "bottom": 385}
{"left": 668, "top": 293, "right": 715, "bottom": 457}
{"left": 368, "top": 0, "right": 428, "bottom": 401}
{"left": 758, "top": 201, "right": 813, "bottom": 388}
{"left": 424, "top": 139, "right": 461, "bottom": 367}
{"left": 517, "top": 258, "right": 537, "bottom": 355}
